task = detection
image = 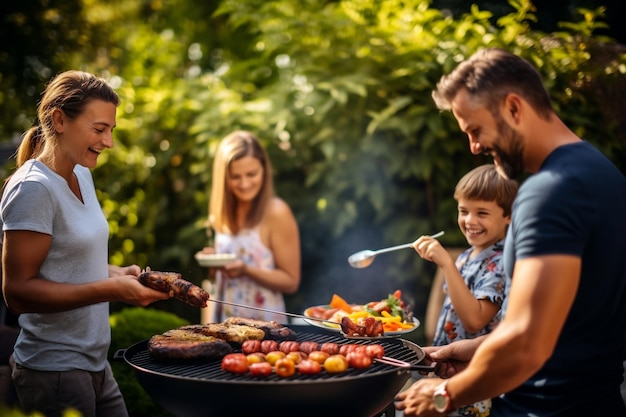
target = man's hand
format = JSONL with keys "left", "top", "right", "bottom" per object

{"left": 394, "top": 377, "right": 444, "bottom": 417}
{"left": 424, "top": 337, "right": 485, "bottom": 378}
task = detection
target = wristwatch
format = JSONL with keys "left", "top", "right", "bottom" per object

{"left": 433, "top": 380, "right": 452, "bottom": 413}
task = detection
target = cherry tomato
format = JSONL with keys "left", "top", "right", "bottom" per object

{"left": 265, "top": 350, "right": 286, "bottom": 366}
{"left": 279, "top": 341, "right": 300, "bottom": 353}
{"left": 246, "top": 352, "right": 266, "bottom": 365}
{"left": 347, "top": 351, "right": 372, "bottom": 369}
{"left": 298, "top": 359, "right": 322, "bottom": 375}
{"left": 365, "top": 344, "right": 385, "bottom": 359}
{"left": 221, "top": 353, "right": 249, "bottom": 374}
{"left": 320, "top": 342, "right": 340, "bottom": 355}
{"left": 249, "top": 361, "right": 273, "bottom": 377}
{"left": 307, "top": 350, "right": 330, "bottom": 364}
{"left": 299, "top": 341, "right": 319, "bottom": 354}
{"left": 285, "top": 351, "right": 306, "bottom": 364}
{"left": 242, "top": 340, "right": 261, "bottom": 354}
{"left": 324, "top": 354, "right": 349, "bottom": 373}
{"left": 260, "top": 340, "right": 278, "bottom": 354}
{"left": 275, "top": 358, "right": 296, "bottom": 377}
{"left": 394, "top": 289, "right": 402, "bottom": 299}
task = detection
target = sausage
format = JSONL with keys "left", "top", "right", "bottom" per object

{"left": 347, "top": 350, "right": 372, "bottom": 369}
{"left": 299, "top": 341, "right": 319, "bottom": 354}
{"left": 242, "top": 339, "right": 262, "bottom": 354}
{"left": 339, "top": 344, "right": 359, "bottom": 356}
{"left": 279, "top": 341, "right": 300, "bottom": 353}
{"left": 260, "top": 340, "right": 278, "bottom": 354}
{"left": 365, "top": 344, "right": 385, "bottom": 359}
{"left": 320, "top": 342, "right": 340, "bottom": 355}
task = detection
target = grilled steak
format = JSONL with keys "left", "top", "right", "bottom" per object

{"left": 222, "top": 317, "right": 297, "bottom": 341}
{"left": 138, "top": 268, "right": 210, "bottom": 308}
{"left": 178, "top": 323, "right": 266, "bottom": 344}
{"left": 148, "top": 332, "right": 233, "bottom": 361}
{"left": 146, "top": 317, "right": 298, "bottom": 361}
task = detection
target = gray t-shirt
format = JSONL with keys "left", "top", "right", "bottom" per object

{"left": 1, "top": 160, "right": 110, "bottom": 372}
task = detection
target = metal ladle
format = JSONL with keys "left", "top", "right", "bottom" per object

{"left": 347, "top": 231, "right": 445, "bottom": 268}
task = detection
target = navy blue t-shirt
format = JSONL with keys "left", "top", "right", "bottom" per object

{"left": 496, "top": 141, "right": 626, "bottom": 416}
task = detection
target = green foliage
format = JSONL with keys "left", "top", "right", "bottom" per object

{"left": 1, "top": 0, "right": 625, "bottom": 340}
{"left": 207, "top": 0, "right": 626, "bottom": 328}
{"left": 109, "top": 307, "right": 189, "bottom": 417}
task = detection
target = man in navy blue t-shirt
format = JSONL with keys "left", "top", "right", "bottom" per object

{"left": 395, "top": 48, "right": 626, "bottom": 416}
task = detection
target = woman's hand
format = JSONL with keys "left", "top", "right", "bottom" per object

{"left": 109, "top": 264, "right": 172, "bottom": 306}
{"left": 108, "top": 264, "right": 141, "bottom": 277}
{"left": 221, "top": 259, "right": 247, "bottom": 278}
{"left": 196, "top": 247, "right": 216, "bottom": 256}
{"left": 112, "top": 274, "right": 172, "bottom": 306}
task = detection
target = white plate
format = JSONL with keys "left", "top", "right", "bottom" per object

{"left": 302, "top": 305, "right": 420, "bottom": 337}
{"left": 195, "top": 253, "right": 237, "bottom": 267}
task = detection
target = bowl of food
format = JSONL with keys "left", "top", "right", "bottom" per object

{"left": 303, "top": 290, "right": 419, "bottom": 338}
{"left": 194, "top": 253, "right": 237, "bottom": 268}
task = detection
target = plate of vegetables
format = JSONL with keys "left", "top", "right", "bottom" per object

{"left": 303, "top": 290, "right": 419, "bottom": 336}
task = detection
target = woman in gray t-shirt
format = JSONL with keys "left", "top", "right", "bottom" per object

{"left": 1, "top": 70, "right": 170, "bottom": 417}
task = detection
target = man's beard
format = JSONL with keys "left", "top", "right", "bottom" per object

{"left": 490, "top": 117, "right": 525, "bottom": 179}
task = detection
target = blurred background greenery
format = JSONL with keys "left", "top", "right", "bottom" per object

{"left": 1, "top": 0, "right": 625, "bottom": 345}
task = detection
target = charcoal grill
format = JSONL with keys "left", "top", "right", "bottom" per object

{"left": 116, "top": 325, "right": 427, "bottom": 417}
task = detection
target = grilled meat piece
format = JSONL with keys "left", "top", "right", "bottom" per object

{"left": 138, "top": 268, "right": 210, "bottom": 308}
{"left": 148, "top": 333, "right": 233, "bottom": 361}
{"left": 340, "top": 316, "right": 384, "bottom": 337}
{"left": 222, "top": 316, "right": 297, "bottom": 340}
{"left": 178, "top": 323, "right": 265, "bottom": 344}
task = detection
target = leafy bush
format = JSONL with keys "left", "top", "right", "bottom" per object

{"left": 1, "top": 0, "right": 624, "bottom": 344}
{"left": 109, "top": 307, "right": 189, "bottom": 417}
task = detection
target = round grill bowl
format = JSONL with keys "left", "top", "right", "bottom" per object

{"left": 118, "top": 329, "right": 424, "bottom": 417}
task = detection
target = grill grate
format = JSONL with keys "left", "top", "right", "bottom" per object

{"left": 127, "top": 331, "right": 422, "bottom": 383}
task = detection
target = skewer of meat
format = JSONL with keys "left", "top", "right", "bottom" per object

{"left": 340, "top": 316, "right": 384, "bottom": 337}
{"left": 138, "top": 267, "right": 210, "bottom": 307}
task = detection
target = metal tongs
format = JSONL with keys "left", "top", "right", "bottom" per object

{"left": 374, "top": 356, "right": 437, "bottom": 372}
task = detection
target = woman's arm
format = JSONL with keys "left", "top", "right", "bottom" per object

{"left": 2, "top": 230, "right": 169, "bottom": 314}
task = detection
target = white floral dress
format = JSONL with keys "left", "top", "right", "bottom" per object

{"left": 213, "top": 227, "right": 286, "bottom": 323}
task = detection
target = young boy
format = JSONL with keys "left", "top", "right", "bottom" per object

{"left": 413, "top": 163, "right": 518, "bottom": 417}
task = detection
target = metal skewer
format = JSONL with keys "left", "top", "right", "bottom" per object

{"left": 207, "top": 298, "right": 339, "bottom": 326}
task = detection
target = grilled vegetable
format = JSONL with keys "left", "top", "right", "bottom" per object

{"left": 265, "top": 351, "right": 286, "bottom": 366}
{"left": 221, "top": 353, "right": 249, "bottom": 374}
{"left": 275, "top": 358, "right": 296, "bottom": 377}
{"left": 307, "top": 351, "right": 330, "bottom": 364}
{"left": 298, "top": 359, "right": 322, "bottom": 375}
{"left": 324, "top": 354, "right": 349, "bottom": 373}
{"left": 249, "top": 362, "right": 272, "bottom": 377}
